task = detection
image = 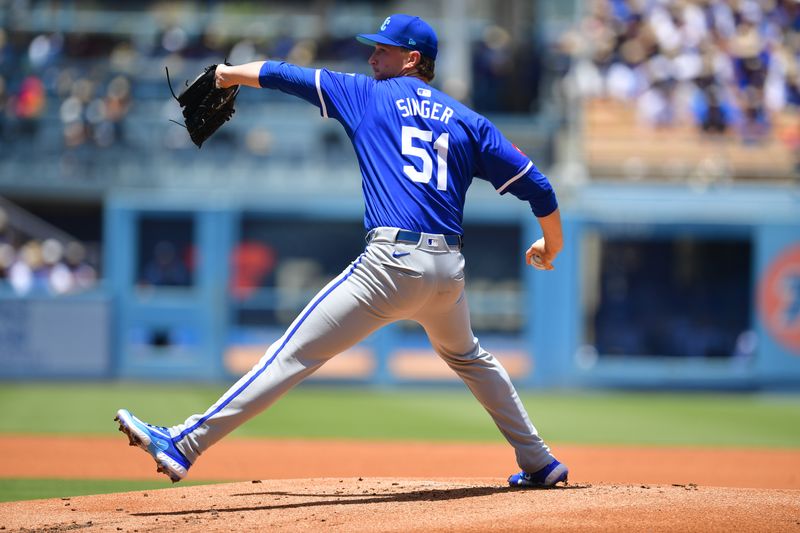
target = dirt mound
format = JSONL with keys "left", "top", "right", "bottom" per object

{"left": 1, "top": 478, "right": 799, "bottom": 532}
{"left": 2, "top": 436, "right": 800, "bottom": 489}
{"left": 2, "top": 437, "right": 800, "bottom": 531}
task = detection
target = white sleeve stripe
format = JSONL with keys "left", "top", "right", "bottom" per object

{"left": 315, "top": 69, "right": 328, "bottom": 118}
{"left": 496, "top": 161, "right": 533, "bottom": 193}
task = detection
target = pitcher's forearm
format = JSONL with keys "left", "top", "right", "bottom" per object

{"left": 537, "top": 208, "right": 563, "bottom": 256}
{"left": 216, "top": 61, "right": 267, "bottom": 89}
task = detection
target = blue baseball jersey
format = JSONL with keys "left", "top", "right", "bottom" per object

{"left": 259, "top": 61, "right": 557, "bottom": 235}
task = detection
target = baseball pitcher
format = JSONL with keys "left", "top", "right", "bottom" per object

{"left": 116, "top": 13, "right": 568, "bottom": 489}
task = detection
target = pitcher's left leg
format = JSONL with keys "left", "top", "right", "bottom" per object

{"left": 169, "top": 253, "right": 390, "bottom": 464}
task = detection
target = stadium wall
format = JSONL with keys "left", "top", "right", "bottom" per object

{"left": 3, "top": 182, "right": 798, "bottom": 390}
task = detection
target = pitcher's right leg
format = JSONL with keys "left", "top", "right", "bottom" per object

{"left": 415, "top": 286, "right": 555, "bottom": 474}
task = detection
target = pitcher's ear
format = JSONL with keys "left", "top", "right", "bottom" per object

{"left": 406, "top": 50, "right": 422, "bottom": 68}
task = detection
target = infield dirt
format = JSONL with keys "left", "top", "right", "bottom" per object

{"left": 1, "top": 436, "right": 799, "bottom": 531}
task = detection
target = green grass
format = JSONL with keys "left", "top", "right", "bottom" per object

{"left": 1, "top": 383, "right": 798, "bottom": 503}
{"left": 1, "top": 382, "right": 799, "bottom": 448}
{"left": 0, "top": 479, "right": 215, "bottom": 503}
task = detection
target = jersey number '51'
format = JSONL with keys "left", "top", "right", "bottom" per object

{"left": 401, "top": 126, "right": 450, "bottom": 191}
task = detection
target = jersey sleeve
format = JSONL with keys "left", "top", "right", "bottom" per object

{"left": 474, "top": 117, "right": 558, "bottom": 217}
{"left": 258, "top": 61, "right": 374, "bottom": 134}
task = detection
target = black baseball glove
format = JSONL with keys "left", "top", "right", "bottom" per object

{"left": 168, "top": 63, "right": 240, "bottom": 148}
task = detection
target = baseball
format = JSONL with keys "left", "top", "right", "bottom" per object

{"left": 530, "top": 253, "right": 547, "bottom": 270}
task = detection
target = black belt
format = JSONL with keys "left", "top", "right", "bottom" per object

{"left": 368, "top": 229, "right": 463, "bottom": 248}
{"left": 397, "top": 230, "right": 462, "bottom": 247}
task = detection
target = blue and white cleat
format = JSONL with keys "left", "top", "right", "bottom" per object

{"left": 508, "top": 459, "right": 569, "bottom": 488}
{"left": 114, "top": 408, "right": 191, "bottom": 483}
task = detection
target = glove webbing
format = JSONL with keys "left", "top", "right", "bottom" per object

{"left": 166, "top": 64, "right": 240, "bottom": 148}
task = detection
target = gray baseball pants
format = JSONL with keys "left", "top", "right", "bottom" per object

{"left": 170, "top": 227, "right": 555, "bottom": 473}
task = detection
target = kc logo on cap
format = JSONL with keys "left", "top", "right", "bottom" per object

{"left": 356, "top": 13, "right": 439, "bottom": 60}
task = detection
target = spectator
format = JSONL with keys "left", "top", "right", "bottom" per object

{"left": 140, "top": 240, "right": 191, "bottom": 287}
{"left": 158, "top": 25, "right": 189, "bottom": 56}
{"left": 64, "top": 241, "right": 98, "bottom": 292}
{"left": 40, "top": 238, "right": 71, "bottom": 294}
{"left": 0, "top": 75, "right": 7, "bottom": 140}
{"left": 566, "top": 0, "right": 800, "bottom": 143}
{"left": 0, "top": 242, "right": 13, "bottom": 281}
{"left": 27, "top": 32, "right": 64, "bottom": 70}
{"left": 637, "top": 54, "right": 679, "bottom": 127}
{"left": 8, "top": 240, "right": 49, "bottom": 295}
{"left": 0, "top": 208, "right": 12, "bottom": 281}
{"left": 0, "top": 207, "right": 9, "bottom": 243}
{"left": 230, "top": 241, "right": 276, "bottom": 299}
{"left": 472, "top": 25, "right": 515, "bottom": 112}
{"left": 692, "top": 84, "right": 735, "bottom": 134}
{"left": 90, "top": 75, "right": 132, "bottom": 148}
{"left": 0, "top": 28, "right": 13, "bottom": 70}
{"left": 15, "top": 75, "right": 46, "bottom": 138}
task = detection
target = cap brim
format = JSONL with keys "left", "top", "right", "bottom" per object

{"left": 356, "top": 33, "right": 404, "bottom": 49}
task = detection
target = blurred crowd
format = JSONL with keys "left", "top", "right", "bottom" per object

{"left": 563, "top": 0, "right": 800, "bottom": 143}
{"left": 0, "top": 23, "right": 355, "bottom": 156}
{"left": 0, "top": 207, "right": 98, "bottom": 296}
{"left": 0, "top": 26, "right": 132, "bottom": 149}
{"left": 2, "top": 1, "right": 797, "bottom": 158}
{"left": 0, "top": 5, "right": 543, "bottom": 160}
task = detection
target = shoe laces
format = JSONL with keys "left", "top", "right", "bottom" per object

{"left": 146, "top": 423, "right": 171, "bottom": 436}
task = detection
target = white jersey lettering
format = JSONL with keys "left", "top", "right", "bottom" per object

{"left": 430, "top": 102, "right": 442, "bottom": 121}
{"left": 440, "top": 106, "right": 453, "bottom": 124}
{"left": 395, "top": 97, "right": 454, "bottom": 124}
{"left": 421, "top": 99, "right": 432, "bottom": 118}
{"left": 395, "top": 98, "right": 411, "bottom": 117}
{"left": 410, "top": 98, "right": 423, "bottom": 117}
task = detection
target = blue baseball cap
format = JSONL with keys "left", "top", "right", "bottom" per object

{"left": 356, "top": 14, "right": 438, "bottom": 60}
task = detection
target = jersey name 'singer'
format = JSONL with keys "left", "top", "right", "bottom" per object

{"left": 395, "top": 97, "right": 454, "bottom": 124}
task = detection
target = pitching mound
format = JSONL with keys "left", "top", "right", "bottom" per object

{"left": 2, "top": 478, "right": 799, "bottom": 532}
{"left": 2, "top": 437, "right": 800, "bottom": 530}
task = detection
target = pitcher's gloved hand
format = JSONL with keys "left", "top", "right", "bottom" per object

{"left": 171, "top": 63, "right": 239, "bottom": 148}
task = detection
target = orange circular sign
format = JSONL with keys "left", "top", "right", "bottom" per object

{"left": 758, "top": 244, "right": 800, "bottom": 355}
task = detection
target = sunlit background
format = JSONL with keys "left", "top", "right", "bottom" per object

{"left": 0, "top": 0, "right": 799, "bottom": 390}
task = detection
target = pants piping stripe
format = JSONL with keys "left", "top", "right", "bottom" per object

{"left": 174, "top": 253, "right": 365, "bottom": 443}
